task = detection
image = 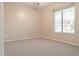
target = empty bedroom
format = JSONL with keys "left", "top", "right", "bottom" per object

{"left": 4, "top": 2, "right": 79, "bottom": 56}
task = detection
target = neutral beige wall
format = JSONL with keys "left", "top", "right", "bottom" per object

{"left": 0, "top": 2, "right": 4, "bottom": 55}
{"left": 4, "top": 2, "right": 79, "bottom": 45}
{"left": 0, "top": 2, "right": 4, "bottom": 42}
{"left": 4, "top": 3, "right": 41, "bottom": 41}
{"left": 42, "top": 2, "right": 79, "bottom": 45}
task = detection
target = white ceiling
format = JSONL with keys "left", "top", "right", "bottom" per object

{"left": 23, "top": 2, "right": 52, "bottom": 10}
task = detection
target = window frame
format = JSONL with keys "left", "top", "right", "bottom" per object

{"left": 53, "top": 6, "right": 75, "bottom": 33}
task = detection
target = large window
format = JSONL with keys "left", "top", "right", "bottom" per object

{"left": 54, "top": 6, "right": 75, "bottom": 33}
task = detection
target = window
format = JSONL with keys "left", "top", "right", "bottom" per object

{"left": 54, "top": 6, "right": 75, "bottom": 33}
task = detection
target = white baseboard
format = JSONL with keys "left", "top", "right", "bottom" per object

{"left": 43, "top": 36, "right": 79, "bottom": 46}
{"left": 5, "top": 36, "right": 41, "bottom": 42}
{"left": 4, "top": 35, "right": 79, "bottom": 46}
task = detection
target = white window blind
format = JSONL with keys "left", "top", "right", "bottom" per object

{"left": 54, "top": 6, "right": 75, "bottom": 33}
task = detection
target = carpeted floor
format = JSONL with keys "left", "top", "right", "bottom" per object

{"left": 4, "top": 38, "right": 79, "bottom": 56}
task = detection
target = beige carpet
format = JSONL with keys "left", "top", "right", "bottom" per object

{"left": 4, "top": 38, "right": 79, "bottom": 56}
